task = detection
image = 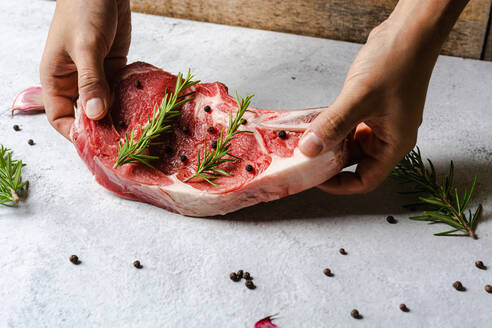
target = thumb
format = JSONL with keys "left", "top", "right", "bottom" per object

{"left": 73, "top": 50, "right": 110, "bottom": 120}
{"left": 299, "top": 94, "right": 363, "bottom": 157}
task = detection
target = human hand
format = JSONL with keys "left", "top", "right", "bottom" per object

{"left": 299, "top": 0, "right": 468, "bottom": 194}
{"left": 40, "top": 0, "right": 131, "bottom": 139}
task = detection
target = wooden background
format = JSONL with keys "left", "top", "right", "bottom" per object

{"left": 130, "top": 0, "right": 492, "bottom": 60}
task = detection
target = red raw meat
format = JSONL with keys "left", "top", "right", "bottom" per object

{"left": 71, "top": 62, "right": 345, "bottom": 216}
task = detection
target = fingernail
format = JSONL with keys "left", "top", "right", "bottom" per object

{"left": 85, "top": 98, "right": 104, "bottom": 119}
{"left": 299, "top": 131, "right": 324, "bottom": 157}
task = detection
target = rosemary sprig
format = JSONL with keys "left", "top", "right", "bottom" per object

{"left": 392, "top": 147, "right": 482, "bottom": 239}
{"left": 184, "top": 92, "right": 254, "bottom": 186}
{"left": 0, "top": 145, "right": 29, "bottom": 206}
{"left": 114, "top": 70, "right": 199, "bottom": 168}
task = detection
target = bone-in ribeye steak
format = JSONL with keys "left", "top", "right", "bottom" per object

{"left": 71, "top": 62, "right": 345, "bottom": 216}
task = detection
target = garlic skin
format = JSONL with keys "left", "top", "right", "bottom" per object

{"left": 11, "top": 86, "right": 44, "bottom": 116}
{"left": 254, "top": 314, "right": 279, "bottom": 328}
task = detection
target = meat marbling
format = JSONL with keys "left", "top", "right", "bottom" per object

{"left": 71, "top": 62, "right": 345, "bottom": 216}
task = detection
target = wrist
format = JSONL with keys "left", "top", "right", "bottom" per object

{"left": 385, "top": 0, "right": 469, "bottom": 52}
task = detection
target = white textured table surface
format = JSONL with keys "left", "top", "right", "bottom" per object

{"left": 1, "top": 1, "right": 492, "bottom": 327}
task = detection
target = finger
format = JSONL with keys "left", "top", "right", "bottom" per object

{"left": 317, "top": 127, "right": 399, "bottom": 194}
{"left": 317, "top": 154, "right": 396, "bottom": 195}
{"left": 40, "top": 53, "right": 78, "bottom": 140}
{"left": 299, "top": 91, "right": 367, "bottom": 158}
{"left": 72, "top": 49, "right": 110, "bottom": 120}
{"left": 43, "top": 92, "right": 75, "bottom": 140}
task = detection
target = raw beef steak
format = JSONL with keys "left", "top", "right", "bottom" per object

{"left": 71, "top": 62, "right": 345, "bottom": 216}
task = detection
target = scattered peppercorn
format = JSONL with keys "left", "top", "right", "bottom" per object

{"left": 180, "top": 155, "right": 187, "bottom": 162}
{"left": 204, "top": 105, "right": 211, "bottom": 112}
{"left": 211, "top": 141, "right": 217, "bottom": 149}
{"left": 475, "top": 260, "right": 487, "bottom": 270}
{"left": 291, "top": 76, "right": 296, "bottom": 80}
{"left": 118, "top": 120, "right": 125, "bottom": 127}
{"left": 134, "top": 79, "right": 142, "bottom": 88}
{"left": 165, "top": 146, "right": 173, "bottom": 154}
{"left": 245, "top": 164, "right": 253, "bottom": 172}
{"left": 350, "top": 309, "right": 362, "bottom": 319}
{"left": 245, "top": 280, "right": 256, "bottom": 290}
{"left": 13, "top": 124, "right": 20, "bottom": 131}
{"left": 399, "top": 304, "right": 410, "bottom": 312}
{"left": 243, "top": 272, "right": 252, "bottom": 280}
{"left": 386, "top": 215, "right": 397, "bottom": 224}
{"left": 182, "top": 126, "right": 190, "bottom": 134}
{"left": 133, "top": 260, "right": 143, "bottom": 269}
{"left": 69, "top": 255, "right": 80, "bottom": 265}
{"left": 237, "top": 270, "right": 244, "bottom": 279}
{"left": 278, "top": 130, "right": 287, "bottom": 139}
{"left": 453, "top": 281, "right": 466, "bottom": 291}
{"left": 339, "top": 248, "right": 347, "bottom": 255}
{"left": 241, "top": 119, "right": 247, "bottom": 125}
{"left": 323, "top": 268, "right": 334, "bottom": 277}
{"left": 207, "top": 126, "right": 214, "bottom": 133}
{"left": 485, "top": 285, "right": 492, "bottom": 293}
{"left": 27, "top": 139, "right": 34, "bottom": 146}
{"left": 229, "top": 272, "right": 240, "bottom": 282}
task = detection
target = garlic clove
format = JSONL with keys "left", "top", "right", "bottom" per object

{"left": 12, "top": 86, "right": 44, "bottom": 116}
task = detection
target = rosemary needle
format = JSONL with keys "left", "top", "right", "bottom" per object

{"left": 392, "top": 147, "right": 482, "bottom": 239}
{"left": 184, "top": 92, "right": 254, "bottom": 186}
{"left": 114, "top": 70, "right": 199, "bottom": 169}
{"left": 0, "top": 145, "right": 29, "bottom": 206}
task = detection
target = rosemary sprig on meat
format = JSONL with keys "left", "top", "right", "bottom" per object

{"left": 114, "top": 70, "right": 199, "bottom": 168}
{"left": 0, "top": 145, "right": 29, "bottom": 206}
{"left": 392, "top": 147, "right": 482, "bottom": 239}
{"left": 184, "top": 92, "right": 253, "bottom": 186}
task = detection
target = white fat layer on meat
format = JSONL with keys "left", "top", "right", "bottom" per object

{"left": 92, "top": 141, "right": 342, "bottom": 216}
{"left": 119, "top": 64, "right": 162, "bottom": 80}
{"left": 258, "top": 108, "right": 324, "bottom": 131}
{"left": 252, "top": 129, "right": 269, "bottom": 154}
{"left": 154, "top": 148, "right": 340, "bottom": 216}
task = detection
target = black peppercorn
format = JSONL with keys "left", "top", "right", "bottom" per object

{"left": 339, "top": 248, "right": 347, "bottom": 255}
{"left": 27, "top": 139, "right": 34, "bottom": 146}
{"left": 399, "top": 304, "right": 410, "bottom": 312}
{"left": 180, "top": 155, "right": 187, "bottom": 162}
{"left": 278, "top": 130, "right": 287, "bottom": 139}
{"left": 236, "top": 270, "right": 244, "bottom": 279}
{"left": 243, "top": 272, "right": 252, "bottom": 280}
{"left": 350, "top": 309, "right": 362, "bottom": 319}
{"left": 386, "top": 215, "right": 397, "bottom": 224}
{"left": 475, "top": 260, "right": 487, "bottom": 270}
{"left": 245, "top": 280, "right": 256, "bottom": 290}
{"left": 230, "top": 272, "right": 240, "bottom": 282}
{"left": 165, "top": 146, "right": 173, "bottom": 154}
{"left": 204, "top": 105, "right": 211, "bottom": 112}
{"left": 134, "top": 79, "right": 142, "bottom": 88}
{"left": 182, "top": 126, "right": 190, "bottom": 134}
{"left": 13, "top": 124, "right": 20, "bottom": 131}
{"left": 211, "top": 141, "right": 217, "bottom": 149}
{"left": 207, "top": 126, "right": 214, "bottom": 133}
{"left": 245, "top": 164, "right": 253, "bottom": 172}
{"left": 133, "top": 260, "right": 143, "bottom": 269}
{"left": 241, "top": 119, "right": 247, "bottom": 125}
{"left": 118, "top": 120, "right": 125, "bottom": 127}
{"left": 485, "top": 285, "right": 492, "bottom": 293}
{"left": 453, "top": 281, "right": 466, "bottom": 291}
{"left": 323, "top": 268, "right": 334, "bottom": 277}
{"left": 69, "top": 255, "right": 80, "bottom": 265}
